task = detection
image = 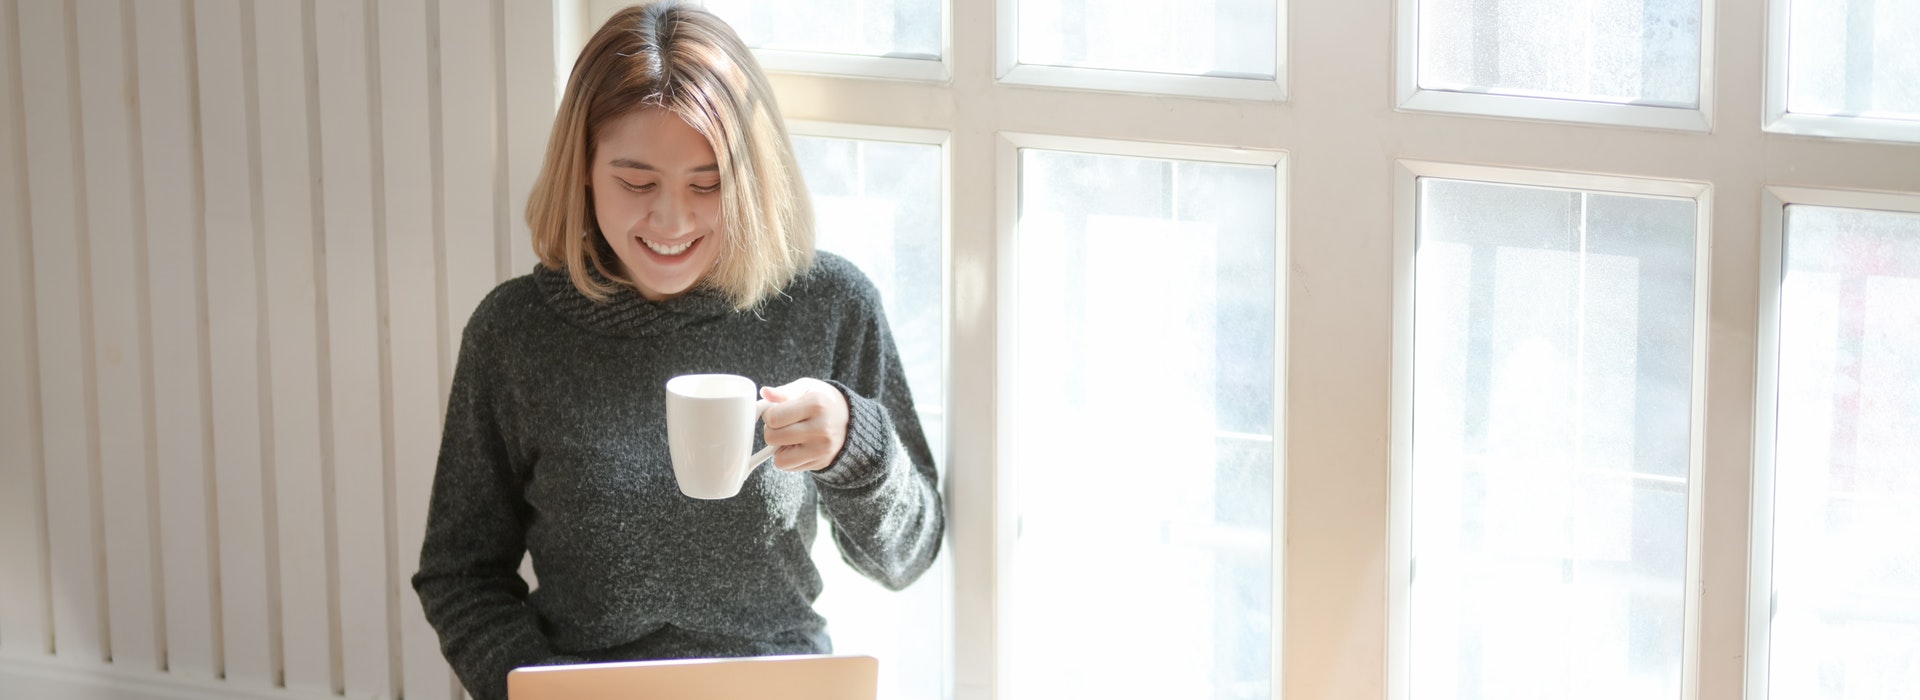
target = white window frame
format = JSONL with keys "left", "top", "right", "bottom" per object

{"left": 785, "top": 118, "right": 955, "bottom": 445}
{"left": 1761, "top": 0, "right": 1920, "bottom": 145}
{"left": 755, "top": 50, "right": 952, "bottom": 84}
{"left": 1388, "top": 159, "right": 1715, "bottom": 700}
{"left": 586, "top": 0, "right": 955, "bottom": 83}
{"left": 784, "top": 118, "right": 957, "bottom": 700}
{"left": 996, "top": 131, "right": 1288, "bottom": 700}
{"left": 1744, "top": 185, "right": 1920, "bottom": 700}
{"left": 994, "top": 0, "right": 1288, "bottom": 101}
{"left": 1393, "top": 0, "right": 1718, "bottom": 133}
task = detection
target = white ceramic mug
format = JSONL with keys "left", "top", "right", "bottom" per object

{"left": 665, "top": 373, "right": 779, "bottom": 500}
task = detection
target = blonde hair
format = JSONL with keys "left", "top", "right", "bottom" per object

{"left": 526, "top": 1, "right": 814, "bottom": 310}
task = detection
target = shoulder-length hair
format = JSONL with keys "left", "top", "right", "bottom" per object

{"left": 526, "top": 0, "right": 814, "bottom": 310}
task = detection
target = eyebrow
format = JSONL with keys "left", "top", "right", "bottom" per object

{"left": 608, "top": 158, "right": 720, "bottom": 174}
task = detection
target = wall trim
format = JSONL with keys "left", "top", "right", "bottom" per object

{"left": 0, "top": 654, "right": 349, "bottom": 700}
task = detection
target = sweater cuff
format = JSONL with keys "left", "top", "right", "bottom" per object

{"left": 811, "top": 380, "right": 892, "bottom": 490}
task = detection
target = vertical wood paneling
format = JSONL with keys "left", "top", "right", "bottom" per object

{"left": 441, "top": 0, "right": 502, "bottom": 350}
{"left": 251, "top": 0, "right": 333, "bottom": 691}
{"left": 311, "top": 1, "right": 393, "bottom": 695}
{"left": 75, "top": 0, "right": 161, "bottom": 672}
{"left": 376, "top": 1, "right": 458, "bottom": 698}
{"left": 133, "top": 0, "right": 220, "bottom": 679}
{"left": 504, "top": 0, "right": 554, "bottom": 277}
{"left": 18, "top": 0, "right": 105, "bottom": 664}
{"left": 0, "top": 0, "right": 53, "bottom": 659}
{"left": 194, "top": 0, "right": 275, "bottom": 687}
{"left": 4, "top": 0, "right": 558, "bottom": 695}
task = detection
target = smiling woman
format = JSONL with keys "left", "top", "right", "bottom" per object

{"left": 409, "top": 4, "right": 945, "bottom": 700}
{"left": 525, "top": 0, "right": 814, "bottom": 310}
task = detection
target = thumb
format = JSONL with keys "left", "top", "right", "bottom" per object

{"left": 760, "top": 382, "right": 799, "bottom": 403}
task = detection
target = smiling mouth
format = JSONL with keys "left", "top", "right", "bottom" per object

{"left": 640, "top": 236, "right": 695, "bottom": 257}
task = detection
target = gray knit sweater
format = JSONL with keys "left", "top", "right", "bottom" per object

{"left": 411, "top": 252, "right": 944, "bottom": 700}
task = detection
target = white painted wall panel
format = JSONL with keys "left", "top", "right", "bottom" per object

{"left": 194, "top": 0, "right": 276, "bottom": 688}
{"left": 374, "top": 1, "right": 457, "bottom": 699}
{"left": 251, "top": 0, "right": 334, "bottom": 692}
{"left": 18, "top": 0, "right": 105, "bottom": 665}
{"left": 311, "top": 1, "right": 393, "bottom": 696}
{"left": 440, "top": 0, "right": 502, "bottom": 369}
{"left": 505, "top": 0, "right": 555, "bottom": 277}
{"left": 0, "top": 0, "right": 54, "bottom": 661}
{"left": 133, "top": 0, "right": 220, "bottom": 680}
{"left": 0, "top": 1, "right": 558, "bottom": 697}
{"left": 74, "top": 0, "right": 161, "bottom": 673}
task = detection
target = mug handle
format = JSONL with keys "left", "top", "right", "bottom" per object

{"left": 748, "top": 398, "right": 779, "bottom": 469}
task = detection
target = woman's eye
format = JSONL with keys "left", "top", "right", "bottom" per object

{"left": 618, "top": 179, "right": 655, "bottom": 193}
{"left": 692, "top": 183, "right": 721, "bottom": 194}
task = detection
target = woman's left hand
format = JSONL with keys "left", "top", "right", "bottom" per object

{"left": 759, "top": 378, "right": 849, "bottom": 472}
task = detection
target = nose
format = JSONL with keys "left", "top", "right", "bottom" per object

{"left": 648, "top": 188, "right": 696, "bottom": 237}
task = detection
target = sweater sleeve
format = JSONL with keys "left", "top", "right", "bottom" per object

{"left": 810, "top": 292, "right": 946, "bottom": 591}
{"left": 411, "top": 316, "right": 581, "bottom": 700}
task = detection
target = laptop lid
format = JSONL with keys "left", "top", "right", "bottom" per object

{"left": 506, "top": 654, "right": 878, "bottom": 700}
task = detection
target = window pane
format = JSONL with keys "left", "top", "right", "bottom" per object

{"left": 705, "top": 0, "right": 940, "bottom": 60}
{"left": 1018, "top": 0, "right": 1278, "bottom": 79}
{"left": 1768, "top": 205, "right": 1920, "bottom": 700}
{"left": 1014, "top": 149, "right": 1276, "bottom": 700}
{"left": 1417, "top": 0, "right": 1702, "bottom": 108}
{"left": 1410, "top": 178, "right": 1698, "bottom": 699}
{"left": 792, "top": 135, "right": 946, "bottom": 700}
{"left": 1785, "top": 0, "right": 1920, "bottom": 120}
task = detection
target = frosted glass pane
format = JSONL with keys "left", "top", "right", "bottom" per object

{"left": 1417, "top": 0, "right": 1702, "bottom": 108}
{"left": 1785, "top": 0, "right": 1920, "bottom": 120}
{"left": 705, "top": 0, "right": 940, "bottom": 60}
{"left": 1018, "top": 0, "right": 1277, "bottom": 79}
{"left": 1768, "top": 205, "right": 1920, "bottom": 700}
{"left": 792, "top": 135, "right": 946, "bottom": 700}
{"left": 1410, "top": 178, "right": 1698, "bottom": 700}
{"left": 1014, "top": 149, "right": 1276, "bottom": 700}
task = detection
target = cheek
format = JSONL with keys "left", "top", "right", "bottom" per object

{"left": 591, "top": 193, "right": 638, "bottom": 233}
{"left": 697, "top": 198, "right": 724, "bottom": 229}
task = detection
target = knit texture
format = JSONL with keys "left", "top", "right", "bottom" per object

{"left": 411, "top": 253, "right": 944, "bottom": 700}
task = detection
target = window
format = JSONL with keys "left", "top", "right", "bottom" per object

{"left": 1394, "top": 163, "right": 1709, "bottom": 700}
{"left": 790, "top": 123, "right": 952, "bottom": 700}
{"left": 1767, "top": 0, "right": 1920, "bottom": 142}
{"left": 1400, "top": 0, "right": 1713, "bottom": 130}
{"left": 997, "top": 0, "right": 1286, "bottom": 99}
{"left": 1752, "top": 190, "right": 1920, "bottom": 700}
{"left": 1008, "top": 138, "right": 1281, "bottom": 700}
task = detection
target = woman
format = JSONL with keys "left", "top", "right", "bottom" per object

{"left": 410, "top": 3, "right": 944, "bottom": 699}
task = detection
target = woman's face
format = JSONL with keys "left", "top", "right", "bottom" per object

{"left": 590, "top": 108, "right": 725, "bottom": 301}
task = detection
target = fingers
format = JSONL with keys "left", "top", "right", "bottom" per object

{"left": 758, "top": 378, "right": 849, "bottom": 473}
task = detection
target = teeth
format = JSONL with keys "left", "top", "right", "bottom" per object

{"left": 642, "top": 237, "right": 693, "bottom": 256}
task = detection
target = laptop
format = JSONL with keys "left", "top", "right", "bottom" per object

{"left": 506, "top": 654, "right": 879, "bottom": 700}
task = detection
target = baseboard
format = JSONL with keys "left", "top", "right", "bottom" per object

{"left": 0, "top": 654, "right": 348, "bottom": 700}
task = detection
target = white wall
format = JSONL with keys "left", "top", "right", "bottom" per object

{"left": 0, "top": 1, "right": 558, "bottom": 698}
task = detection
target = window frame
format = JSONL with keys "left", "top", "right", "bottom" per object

{"left": 1745, "top": 185, "right": 1920, "bottom": 700}
{"left": 785, "top": 118, "right": 956, "bottom": 448}
{"left": 996, "top": 131, "right": 1289, "bottom": 700}
{"left": 756, "top": 50, "right": 952, "bottom": 84}
{"left": 1393, "top": 0, "right": 1719, "bottom": 133}
{"left": 784, "top": 118, "right": 956, "bottom": 700}
{"left": 1389, "top": 159, "right": 1715, "bottom": 700}
{"left": 994, "top": 0, "right": 1289, "bottom": 101}
{"left": 1761, "top": 0, "right": 1920, "bottom": 144}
